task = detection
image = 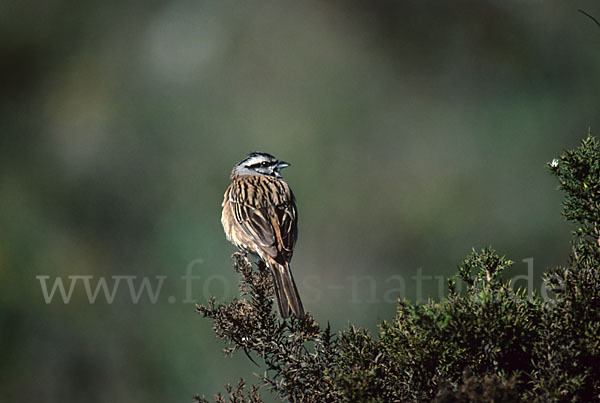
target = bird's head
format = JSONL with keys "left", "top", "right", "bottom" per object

{"left": 232, "top": 152, "right": 290, "bottom": 178}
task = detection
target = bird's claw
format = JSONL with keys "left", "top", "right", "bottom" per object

{"left": 232, "top": 251, "right": 251, "bottom": 266}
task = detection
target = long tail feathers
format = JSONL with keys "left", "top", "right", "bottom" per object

{"left": 270, "top": 263, "right": 305, "bottom": 318}
{"left": 270, "top": 268, "right": 290, "bottom": 317}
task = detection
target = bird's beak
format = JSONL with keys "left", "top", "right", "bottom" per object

{"left": 277, "top": 161, "right": 291, "bottom": 169}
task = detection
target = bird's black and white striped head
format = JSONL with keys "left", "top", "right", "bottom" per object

{"left": 232, "top": 152, "right": 290, "bottom": 178}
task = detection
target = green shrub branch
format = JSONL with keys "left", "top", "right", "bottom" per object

{"left": 196, "top": 135, "right": 600, "bottom": 402}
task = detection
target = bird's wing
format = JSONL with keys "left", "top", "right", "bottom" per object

{"left": 275, "top": 201, "right": 297, "bottom": 255}
{"left": 232, "top": 201, "right": 276, "bottom": 255}
{"left": 228, "top": 177, "right": 298, "bottom": 261}
{"left": 231, "top": 200, "right": 297, "bottom": 261}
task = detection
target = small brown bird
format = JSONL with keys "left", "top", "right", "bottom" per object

{"left": 221, "top": 152, "right": 305, "bottom": 318}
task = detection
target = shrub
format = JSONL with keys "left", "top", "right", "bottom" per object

{"left": 196, "top": 135, "right": 600, "bottom": 402}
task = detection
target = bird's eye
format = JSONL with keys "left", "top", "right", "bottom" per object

{"left": 261, "top": 162, "right": 269, "bottom": 167}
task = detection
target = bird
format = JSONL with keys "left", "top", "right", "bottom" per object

{"left": 221, "top": 152, "right": 305, "bottom": 318}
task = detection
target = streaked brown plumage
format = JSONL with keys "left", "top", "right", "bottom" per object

{"left": 221, "top": 152, "right": 305, "bottom": 318}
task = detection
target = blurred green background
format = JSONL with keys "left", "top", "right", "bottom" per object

{"left": 1, "top": 0, "right": 599, "bottom": 401}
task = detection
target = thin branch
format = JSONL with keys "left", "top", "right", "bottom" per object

{"left": 578, "top": 9, "right": 600, "bottom": 28}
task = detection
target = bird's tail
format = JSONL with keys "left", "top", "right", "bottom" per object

{"left": 270, "top": 262, "right": 305, "bottom": 318}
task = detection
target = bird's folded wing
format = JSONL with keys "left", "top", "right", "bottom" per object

{"left": 232, "top": 201, "right": 297, "bottom": 260}
{"left": 275, "top": 203, "right": 297, "bottom": 254}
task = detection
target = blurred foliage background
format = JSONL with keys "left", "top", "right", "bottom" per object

{"left": 1, "top": 0, "right": 599, "bottom": 401}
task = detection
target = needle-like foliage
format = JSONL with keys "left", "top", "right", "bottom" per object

{"left": 196, "top": 135, "right": 600, "bottom": 402}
